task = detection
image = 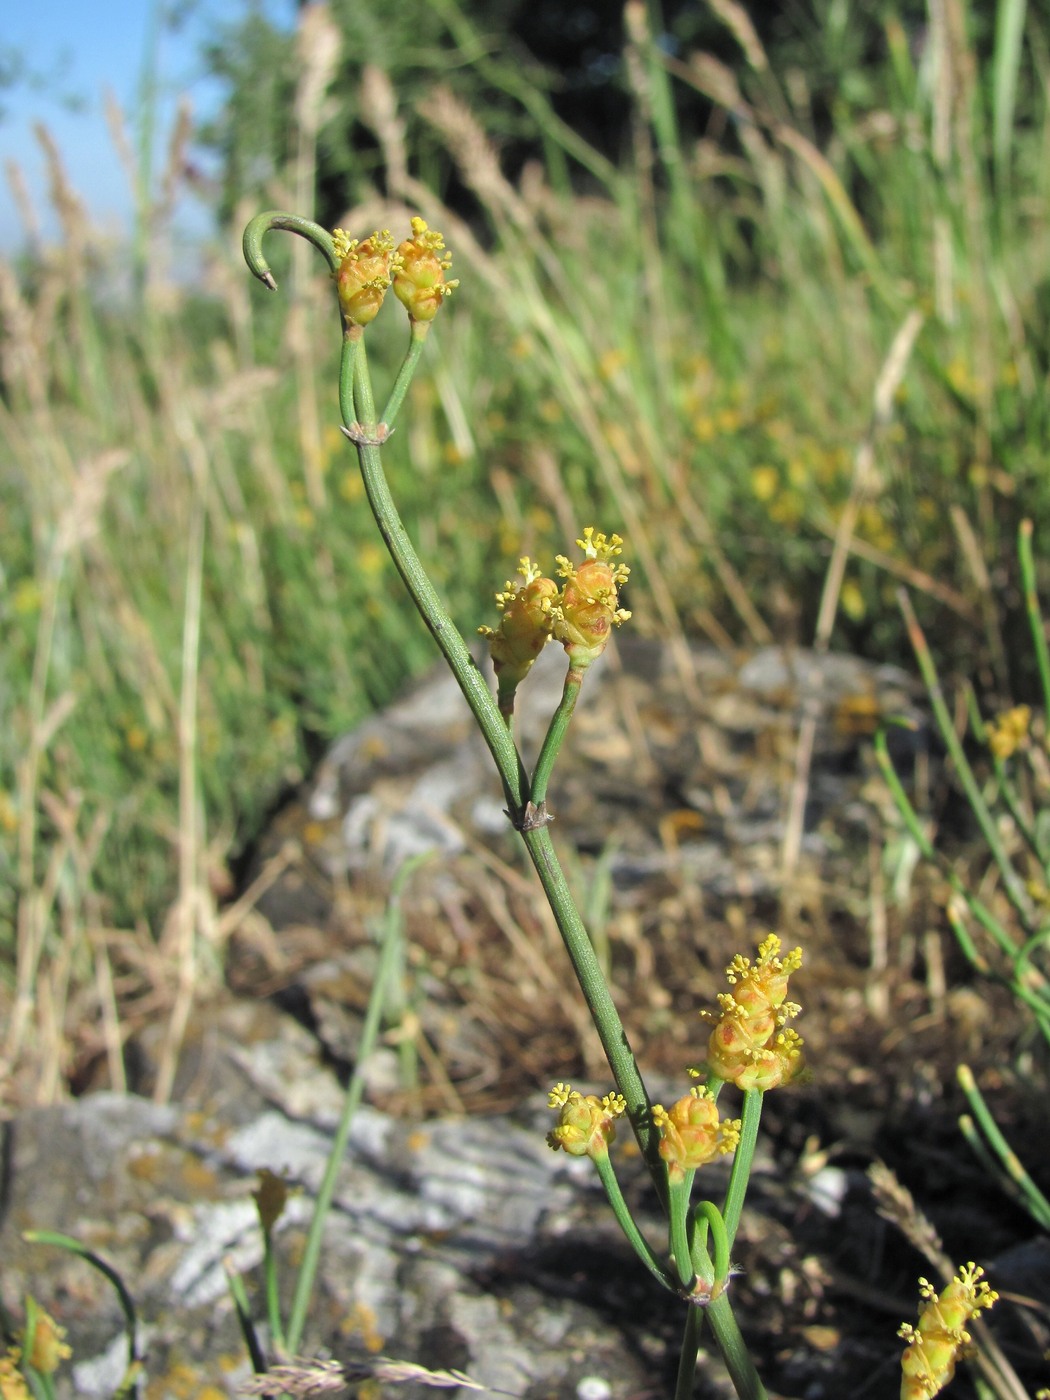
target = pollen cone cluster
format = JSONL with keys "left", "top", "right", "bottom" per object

{"left": 702, "top": 934, "right": 804, "bottom": 1091}
{"left": 898, "top": 1264, "right": 998, "bottom": 1400}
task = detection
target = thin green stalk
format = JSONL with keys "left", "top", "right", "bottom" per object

{"left": 965, "top": 688, "right": 1045, "bottom": 863}
{"left": 669, "top": 1173, "right": 697, "bottom": 1288}
{"left": 346, "top": 337, "right": 528, "bottom": 819}
{"left": 877, "top": 730, "right": 1050, "bottom": 1018}
{"left": 591, "top": 1152, "right": 675, "bottom": 1290}
{"left": 225, "top": 1265, "right": 267, "bottom": 1375}
{"left": 674, "top": 1303, "right": 706, "bottom": 1400}
{"left": 957, "top": 1063, "right": 1050, "bottom": 1229}
{"left": 523, "top": 821, "right": 662, "bottom": 1191}
{"left": 380, "top": 327, "right": 429, "bottom": 431}
{"left": 705, "top": 1291, "right": 769, "bottom": 1400}
{"left": 242, "top": 211, "right": 340, "bottom": 285}
{"left": 23, "top": 1232, "right": 142, "bottom": 1397}
{"left": 530, "top": 672, "right": 582, "bottom": 808}
{"left": 285, "top": 855, "right": 425, "bottom": 1354}
{"left": 1018, "top": 520, "right": 1050, "bottom": 719}
{"left": 261, "top": 1225, "right": 284, "bottom": 1353}
{"left": 673, "top": 1250, "right": 768, "bottom": 1400}
{"left": 721, "top": 1089, "right": 763, "bottom": 1250}
{"left": 692, "top": 1201, "right": 730, "bottom": 1286}
{"left": 898, "top": 589, "right": 1035, "bottom": 926}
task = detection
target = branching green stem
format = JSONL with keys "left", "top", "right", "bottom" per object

{"left": 722, "top": 1089, "right": 763, "bottom": 1250}
{"left": 592, "top": 1151, "right": 676, "bottom": 1290}
{"left": 1019, "top": 519, "right": 1050, "bottom": 719}
{"left": 521, "top": 821, "right": 663, "bottom": 1185}
{"left": 242, "top": 210, "right": 339, "bottom": 285}
{"left": 669, "top": 1171, "right": 698, "bottom": 1287}
{"left": 346, "top": 336, "right": 528, "bottom": 818}
{"left": 692, "top": 1199, "right": 730, "bottom": 1284}
{"left": 381, "top": 325, "right": 430, "bottom": 431}
{"left": 531, "top": 671, "right": 583, "bottom": 808}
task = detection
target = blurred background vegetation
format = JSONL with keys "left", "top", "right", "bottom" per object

{"left": 2, "top": 0, "right": 1049, "bottom": 1102}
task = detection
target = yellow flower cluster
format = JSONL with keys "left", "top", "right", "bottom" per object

{"left": 898, "top": 1263, "right": 998, "bottom": 1400}
{"left": 651, "top": 1087, "right": 741, "bottom": 1181}
{"left": 546, "top": 1082, "right": 626, "bottom": 1159}
{"left": 332, "top": 218, "right": 457, "bottom": 328}
{"left": 702, "top": 934, "right": 804, "bottom": 1091}
{"left": 333, "top": 228, "right": 397, "bottom": 327}
{"left": 553, "top": 528, "right": 632, "bottom": 672}
{"left": 479, "top": 529, "right": 631, "bottom": 706}
{"left": 477, "top": 558, "right": 559, "bottom": 710}
{"left": 393, "top": 217, "right": 459, "bottom": 323}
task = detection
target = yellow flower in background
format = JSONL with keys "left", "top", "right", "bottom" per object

{"left": 986, "top": 704, "right": 1031, "bottom": 761}
{"left": 898, "top": 1263, "right": 997, "bottom": 1400}
{"left": 21, "top": 1303, "right": 71, "bottom": 1375}
{"left": 0, "top": 1348, "right": 30, "bottom": 1400}
{"left": 751, "top": 465, "right": 779, "bottom": 502}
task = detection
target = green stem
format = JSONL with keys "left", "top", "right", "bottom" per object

{"left": 705, "top": 1292, "right": 769, "bottom": 1400}
{"left": 346, "top": 337, "right": 528, "bottom": 819}
{"left": 24, "top": 1231, "right": 140, "bottom": 1389}
{"left": 285, "top": 856, "right": 423, "bottom": 1353}
{"left": 721, "top": 1089, "right": 763, "bottom": 1250}
{"left": 522, "top": 823, "right": 663, "bottom": 1195}
{"left": 898, "top": 589, "right": 1035, "bottom": 928}
{"left": 339, "top": 330, "right": 360, "bottom": 427}
{"left": 693, "top": 1200, "right": 730, "bottom": 1285}
{"left": 674, "top": 1303, "right": 706, "bottom": 1400}
{"left": 262, "top": 1225, "right": 285, "bottom": 1353}
{"left": 1019, "top": 519, "right": 1050, "bottom": 721}
{"left": 957, "top": 1063, "right": 1050, "bottom": 1229}
{"left": 673, "top": 1267, "right": 768, "bottom": 1400}
{"left": 242, "top": 210, "right": 340, "bottom": 287}
{"left": 531, "top": 671, "right": 583, "bottom": 808}
{"left": 224, "top": 1265, "right": 267, "bottom": 1375}
{"left": 669, "top": 1172, "right": 697, "bottom": 1287}
{"left": 592, "top": 1152, "right": 676, "bottom": 1290}
{"left": 380, "top": 325, "right": 429, "bottom": 432}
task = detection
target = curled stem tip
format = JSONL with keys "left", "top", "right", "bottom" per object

{"left": 242, "top": 210, "right": 340, "bottom": 289}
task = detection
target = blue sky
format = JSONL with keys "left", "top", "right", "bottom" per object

{"left": 0, "top": 0, "right": 292, "bottom": 251}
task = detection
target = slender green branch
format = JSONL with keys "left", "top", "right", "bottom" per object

{"left": 242, "top": 210, "right": 339, "bottom": 287}
{"left": 286, "top": 856, "right": 424, "bottom": 1353}
{"left": 957, "top": 1064, "right": 1050, "bottom": 1229}
{"left": 523, "top": 822, "right": 663, "bottom": 1193}
{"left": 705, "top": 1292, "right": 769, "bottom": 1400}
{"left": 722, "top": 1089, "right": 763, "bottom": 1250}
{"left": 693, "top": 1200, "right": 730, "bottom": 1285}
{"left": 531, "top": 671, "right": 583, "bottom": 808}
{"left": 674, "top": 1302, "right": 706, "bottom": 1400}
{"left": 24, "top": 1231, "right": 141, "bottom": 1390}
{"left": 346, "top": 338, "right": 528, "bottom": 818}
{"left": 669, "top": 1172, "right": 697, "bottom": 1288}
{"left": 380, "top": 326, "right": 430, "bottom": 432}
{"left": 261, "top": 1224, "right": 285, "bottom": 1353}
{"left": 964, "top": 687, "right": 1045, "bottom": 865}
{"left": 1019, "top": 520, "right": 1050, "bottom": 720}
{"left": 225, "top": 1265, "right": 268, "bottom": 1375}
{"left": 898, "top": 589, "right": 1035, "bottom": 928}
{"left": 591, "top": 1152, "right": 676, "bottom": 1290}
